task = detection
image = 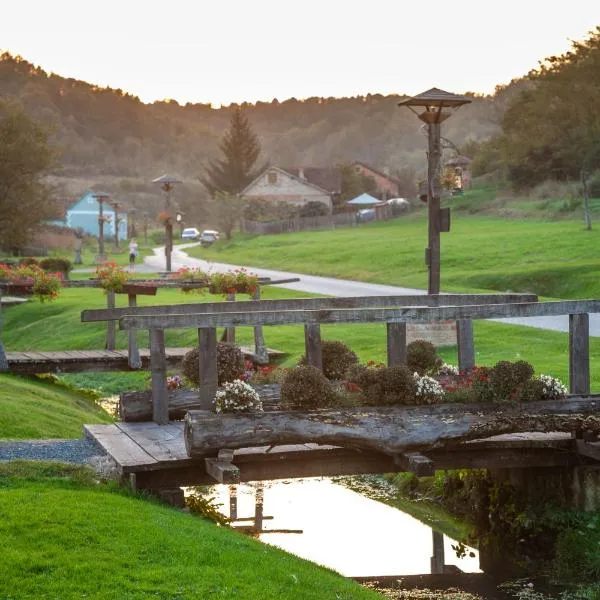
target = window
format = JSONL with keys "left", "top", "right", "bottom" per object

{"left": 267, "top": 171, "right": 277, "bottom": 184}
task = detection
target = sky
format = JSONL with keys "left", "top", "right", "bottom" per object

{"left": 1, "top": 0, "right": 599, "bottom": 107}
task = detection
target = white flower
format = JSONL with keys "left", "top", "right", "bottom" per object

{"left": 536, "top": 374, "right": 567, "bottom": 400}
{"left": 438, "top": 362, "right": 459, "bottom": 376}
{"left": 414, "top": 373, "right": 445, "bottom": 402}
{"left": 214, "top": 379, "right": 263, "bottom": 414}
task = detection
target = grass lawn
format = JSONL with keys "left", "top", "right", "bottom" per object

{"left": 189, "top": 209, "right": 600, "bottom": 299}
{"left": 0, "top": 462, "right": 379, "bottom": 600}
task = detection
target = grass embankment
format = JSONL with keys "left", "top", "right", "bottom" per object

{"left": 0, "top": 462, "right": 378, "bottom": 600}
{"left": 3, "top": 286, "right": 600, "bottom": 392}
{"left": 190, "top": 210, "right": 600, "bottom": 299}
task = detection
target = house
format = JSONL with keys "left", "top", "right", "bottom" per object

{"left": 49, "top": 191, "right": 128, "bottom": 240}
{"left": 242, "top": 167, "right": 341, "bottom": 212}
{"left": 351, "top": 161, "right": 400, "bottom": 200}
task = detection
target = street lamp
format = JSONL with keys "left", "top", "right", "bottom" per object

{"left": 92, "top": 191, "right": 110, "bottom": 263}
{"left": 152, "top": 174, "right": 182, "bottom": 272}
{"left": 398, "top": 88, "right": 471, "bottom": 294}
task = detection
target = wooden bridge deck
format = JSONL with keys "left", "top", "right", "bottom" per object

{"left": 5, "top": 346, "right": 284, "bottom": 374}
{"left": 84, "top": 420, "right": 598, "bottom": 492}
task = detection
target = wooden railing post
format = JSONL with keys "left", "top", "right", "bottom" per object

{"left": 149, "top": 328, "right": 169, "bottom": 424}
{"left": 0, "top": 287, "right": 8, "bottom": 372}
{"left": 457, "top": 318, "right": 475, "bottom": 372}
{"left": 304, "top": 323, "right": 322, "bottom": 370}
{"left": 252, "top": 287, "right": 269, "bottom": 364}
{"left": 198, "top": 327, "right": 218, "bottom": 407}
{"left": 127, "top": 293, "right": 141, "bottom": 369}
{"left": 105, "top": 289, "right": 116, "bottom": 350}
{"left": 386, "top": 322, "right": 407, "bottom": 366}
{"left": 569, "top": 313, "right": 590, "bottom": 395}
{"left": 221, "top": 292, "right": 236, "bottom": 344}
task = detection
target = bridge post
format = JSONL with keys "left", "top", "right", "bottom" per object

{"left": 127, "top": 292, "right": 141, "bottom": 369}
{"left": 252, "top": 287, "right": 269, "bottom": 364}
{"left": 198, "top": 327, "right": 218, "bottom": 407}
{"left": 105, "top": 290, "right": 116, "bottom": 351}
{"left": 386, "top": 322, "right": 407, "bottom": 366}
{"left": 457, "top": 318, "right": 475, "bottom": 372}
{"left": 149, "top": 328, "right": 169, "bottom": 424}
{"left": 221, "top": 293, "right": 236, "bottom": 344}
{"left": 0, "top": 287, "right": 8, "bottom": 372}
{"left": 569, "top": 313, "right": 590, "bottom": 395}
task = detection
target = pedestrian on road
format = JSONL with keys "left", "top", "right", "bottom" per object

{"left": 128, "top": 238, "right": 138, "bottom": 269}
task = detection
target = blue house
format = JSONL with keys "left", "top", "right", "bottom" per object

{"left": 50, "top": 192, "right": 128, "bottom": 241}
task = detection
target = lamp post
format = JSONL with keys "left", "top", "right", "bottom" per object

{"left": 398, "top": 88, "right": 471, "bottom": 294}
{"left": 92, "top": 191, "right": 110, "bottom": 263}
{"left": 152, "top": 175, "right": 182, "bottom": 272}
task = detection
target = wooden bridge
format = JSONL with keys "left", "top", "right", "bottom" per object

{"left": 78, "top": 292, "right": 600, "bottom": 495}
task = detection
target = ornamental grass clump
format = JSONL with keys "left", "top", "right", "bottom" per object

{"left": 214, "top": 379, "right": 263, "bottom": 414}
{"left": 182, "top": 343, "right": 245, "bottom": 387}
{"left": 280, "top": 365, "right": 337, "bottom": 410}
{"left": 407, "top": 340, "right": 443, "bottom": 376}
{"left": 298, "top": 340, "right": 359, "bottom": 380}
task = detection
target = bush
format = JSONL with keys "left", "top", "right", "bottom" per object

{"left": 18, "top": 257, "right": 40, "bottom": 267}
{"left": 299, "top": 340, "right": 358, "bottom": 380}
{"left": 407, "top": 340, "right": 442, "bottom": 376}
{"left": 182, "top": 342, "right": 245, "bottom": 386}
{"left": 489, "top": 360, "right": 534, "bottom": 400}
{"left": 587, "top": 170, "right": 600, "bottom": 198}
{"left": 280, "top": 365, "right": 336, "bottom": 410}
{"left": 149, "top": 230, "right": 166, "bottom": 245}
{"left": 40, "top": 257, "right": 72, "bottom": 275}
{"left": 356, "top": 364, "right": 417, "bottom": 406}
{"left": 298, "top": 201, "right": 329, "bottom": 218}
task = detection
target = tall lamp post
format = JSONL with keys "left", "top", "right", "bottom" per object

{"left": 152, "top": 175, "right": 182, "bottom": 272}
{"left": 398, "top": 88, "right": 471, "bottom": 294}
{"left": 92, "top": 191, "right": 110, "bottom": 263}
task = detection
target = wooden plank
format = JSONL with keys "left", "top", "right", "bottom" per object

{"left": 574, "top": 439, "right": 600, "bottom": 461}
{"left": 395, "top": 452, "right": 434, "bottom": 476}
{"left": 387, "top": 322, "right": 407, "bottom": 366}
{"left": 456, "top": 318, "right": 475, "bottom": 372}
{"left": 204, "top": 458, "right": 240, "bottom": 483}
{"left": 304, "top": 323, "right": 322, "bottom": 370}
{"left": 198, "top": 328, "right": 218, "bottom": 408}
{"left": 116, "top": 422, "right": 188, "bottom": 462}
{"left": 83, "top": 424, "right": 157, "bottom": 468}
{"left": 127, "top": 293, "right": 141, "bottom": 369}
{"left": 83, "top": 293, "right": 539, "bottom": 322}
{"left": 105, "top": 290, "right": 116, "bottom": 351}
{"left": 569, "top": 313, "right": 590, "bottom": 395}
{"left": 149, "top": 328, "right": 169, "bottom": 425}
{"left": 224, "top": 292, "right": 236, "bottom": 344}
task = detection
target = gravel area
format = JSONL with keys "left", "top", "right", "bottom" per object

{"left": 0, "top": 437, "right": 107, "bottom": 464}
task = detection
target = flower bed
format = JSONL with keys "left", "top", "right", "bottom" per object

{"left": 174, "top": 267, "right": 259, "bottom": 296}
{"left": 0, "top": 263, "right": 62, "bottom": 302}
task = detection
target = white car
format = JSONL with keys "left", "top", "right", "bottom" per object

{"left": 200, "top": 230, "right": 220, "bottom": 246}
{"left": 181, "top": 227, "right": 200, "bottom": 241}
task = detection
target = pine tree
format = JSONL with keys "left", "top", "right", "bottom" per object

{"left": 201, "top": 108, "right": 263, "bottom": 195}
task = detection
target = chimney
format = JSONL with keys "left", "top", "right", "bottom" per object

{"left": 298, "top": 168, "right": 305, "bottom": 180}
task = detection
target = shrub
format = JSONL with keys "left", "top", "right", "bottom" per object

{"left": 214, "top": 380, "right": 263, "bottom": 414}
{"left": 357, "top": 364, "right": 417, "bottom": 406}
{"left": 298, "top": 201, "right": 329, "bottom": 218}
{"left": 489, "top": 360, "right": 534, "bottom": 400}
{"left": 149, "top": 230, "right": 166, "bottom": 245}
{"left": 40, "top": 257, "right": 72, "bottom": 276}
{"left": 182, "top": 342, "right": 245, "bottom": 386}
{"left": 280, "top": 365, "right": 337, "bottom": 410}
{"left": 19, "top": 257, "right": 40, "bottom": 267}
{"left": 299, "top": 340, "right": 359, "bottom": 380}
{"left": 414, "top": 373, "right": 445, "bottom": 404}
{"left": 589, "top": 170, "right": 600, "bottom": 198}
{"left": 407, "top": 340, "right": 442, "bottom": 375}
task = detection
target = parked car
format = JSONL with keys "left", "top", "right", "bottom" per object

{"left": 200, "top": 230, "right": 220, "bottom": 247}
{"left": 356, "top": 208, "right": 376, "bottom": 222}
{"left": 181, "top": 227, "right": 200, "bottom": 241}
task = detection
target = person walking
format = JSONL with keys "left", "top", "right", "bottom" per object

{"left": 128, "top": 238, "right": 139, "bottom": 269}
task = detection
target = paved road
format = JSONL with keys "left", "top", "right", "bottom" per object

{"left": 145, "top": 244, "right": 600, "bottom": 336}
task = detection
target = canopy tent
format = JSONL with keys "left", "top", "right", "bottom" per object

{"left": 345, "top": 193, "right": 384, "bottom": 206}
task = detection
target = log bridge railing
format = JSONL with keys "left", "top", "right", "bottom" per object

{"left": 103, "top": 292, "right": 585, "bottom": 425}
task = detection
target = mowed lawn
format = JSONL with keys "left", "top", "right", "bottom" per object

{"left": 190, "top": 213, "right": 600, "bottom": 299}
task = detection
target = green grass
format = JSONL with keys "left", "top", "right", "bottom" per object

{"left": 190, "top": 211, "right": 600, "bottom": 299}
{"left": 0, "top": 373, "right": 112, "bottom": 439}
{"left": 0, "top": 462, "right": 378, "bottom": 600}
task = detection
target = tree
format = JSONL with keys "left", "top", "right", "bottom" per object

{"left": 210, "top": 191, "right": 246, "bottom": 240}
{"left": 200, "top": 108, "right": 264, "bottom": 195}
{"left": 0, "top": 102, "right": 58, "bottom": 251}
{"left": 338, "top": 163, "right": 377, "bottom": 210}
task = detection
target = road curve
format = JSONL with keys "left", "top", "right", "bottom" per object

{"left": 145, "top": 244, "right": 600, "bottom": 336}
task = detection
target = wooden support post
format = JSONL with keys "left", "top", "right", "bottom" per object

{"left": 105, "top": 289, "right": 116, "bottom": 350}
{"left": 254, "top": 484, "right": 264, "bottom": 532}
{"left": 198, "top": 327, "right": 218, "bottom": 407}
{"left": 304, "top": 323, "right": 323, "bottom": 370}
{"left": 127, "top": 293, "right": 141, "bottom": 369}
{"left": 221, "top": 292, "right": 236, "bottom": 344}
{"left": 252, "top": 287, "right": 269, "bottom": 364}
{"left": 394, "top": 452, "right": 435, "bottom": 476}
{"left": 569, "top": 313, "right": 590, "bottom": 395}
{"left": 205, "top": 450, "right": 240, "bottom": 483}
{"left": 457, "top": 318, "right": 475, "bottom": 372}
{"left": 0, "top": 287, "right": 7, "bottom": 372}
{"left": 430, "top": 530, "right": 445, "bottom": 574}
{"left": 149, "top": 328, "right": 169, "bottom": 425}
{"left": 229, "top": 485, "right": 238, "bottom": 520}
{"left": 386, "top": 322, "right": 407, "bottom": 366}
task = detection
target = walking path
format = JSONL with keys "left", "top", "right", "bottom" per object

{"left": 146, "top": 243, "right": 600, "bottom": 336}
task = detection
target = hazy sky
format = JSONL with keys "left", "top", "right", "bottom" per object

{"left": 1, "top": 0, "right": 599, "bottom": 106}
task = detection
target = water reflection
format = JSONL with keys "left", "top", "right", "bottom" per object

{"left": 206, "top": 478, "right": 480, "bottom": 578}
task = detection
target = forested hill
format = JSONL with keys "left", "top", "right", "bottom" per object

{"left": 0, "top": 52, "right": 520, "bottom": 182}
